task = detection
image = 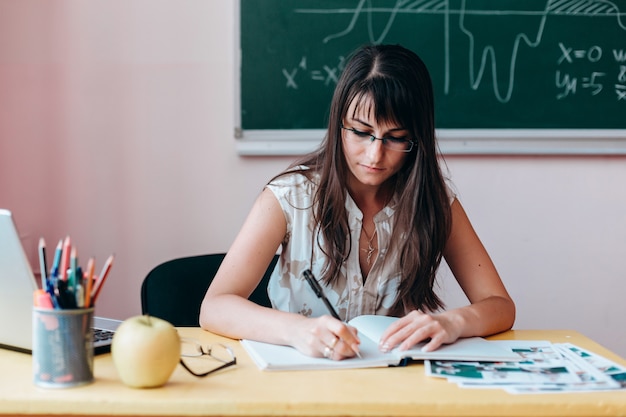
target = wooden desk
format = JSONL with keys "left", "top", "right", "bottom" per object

{"left": 0, "top": 329, "right": 624, "bottom": 417}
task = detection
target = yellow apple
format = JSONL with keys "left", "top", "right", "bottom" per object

{"left": 111, "top": 315, "right": 181, "bottom": 388}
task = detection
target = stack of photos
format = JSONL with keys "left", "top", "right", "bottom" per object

{"left": 426, "top": 341, "right": 626, "bottom": 394}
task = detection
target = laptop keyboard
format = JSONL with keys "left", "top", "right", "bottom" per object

{"left": 93, "top": 328, "right": 115, "bottom": 344}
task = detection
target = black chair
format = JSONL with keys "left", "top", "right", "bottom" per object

{"left": 140, "top": 253, "right": 279, "bottom": 326}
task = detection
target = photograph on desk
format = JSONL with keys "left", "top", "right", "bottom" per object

{"left": 425, "top": 340, "right": 626, "bottom": 394}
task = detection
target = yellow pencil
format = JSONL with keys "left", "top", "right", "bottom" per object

{"left": 84, "top": 257, "right": 95, "bottom": 307}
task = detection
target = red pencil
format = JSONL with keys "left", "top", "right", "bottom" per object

{"left": 59, "top": 236, "right": 71, "bottom": 281}
{"left": 90, "top": 254, "right": 114, "bottom": 306}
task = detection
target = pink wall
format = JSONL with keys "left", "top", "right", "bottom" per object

{"left": 1, "top": 1, "right": 625, "bottom": 356}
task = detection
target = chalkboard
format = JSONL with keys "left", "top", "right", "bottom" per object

{"left": 236, "top": 0, "right": 626, "bottom": 155}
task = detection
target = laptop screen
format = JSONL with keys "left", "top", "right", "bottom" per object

{"left": 0, "top": 209, "right": 39, "bottom": 352}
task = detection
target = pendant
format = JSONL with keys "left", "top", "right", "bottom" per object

{"left": 365, "top": 243, "right": 375, "bottom": 266}
{"left": 361, "top": 227, "right": 377, "bottom": 266}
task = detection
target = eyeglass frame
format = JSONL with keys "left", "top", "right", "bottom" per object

{"left": 179, "top": 338, "right": 237, "bottom": 378}
{"left": 340, "top": 122, "right": 415, "bottom": 153}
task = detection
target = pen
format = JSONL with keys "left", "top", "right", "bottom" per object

{"left": 54, "top": 278, "right": 77, "bottom": 309}
{"left": 303, "top": 269, "right": 341, "bottom": 320}
{"left": 69, "top": 247, "right": 78, "bottom": 290}
{"left": 302, "top": 269, "right": 361, "bottom": 358}
{"left": 74, "top": 266, "right": 84, "bottom": 307}
{"left": 38, "top": 237, "right": 47, "bottom": 289}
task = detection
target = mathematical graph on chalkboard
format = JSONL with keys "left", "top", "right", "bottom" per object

{"left": 295, "top": 0, "right": 626, "bottom": 103}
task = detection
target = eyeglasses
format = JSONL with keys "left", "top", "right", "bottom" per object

{"left": 179, "top": 338, "right": 237, "bottom": 377}
{"left": 341, "top": 123, "right": 415, "bottom": 152}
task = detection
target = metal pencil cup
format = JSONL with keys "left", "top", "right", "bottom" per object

{"left": 32, "top": 307, "right": 94, "bottom": 388}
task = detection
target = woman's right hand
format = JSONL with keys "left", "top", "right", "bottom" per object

{"left": 290, "top": 315, "right": 361, "bottom": 360}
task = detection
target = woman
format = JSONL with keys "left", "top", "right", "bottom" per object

{"left": 200, "top": 44, "right": 515, "bottom": 360}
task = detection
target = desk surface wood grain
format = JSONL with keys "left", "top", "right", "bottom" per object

{"left": 1, "top": 329, "right": 624, "bottom": 417}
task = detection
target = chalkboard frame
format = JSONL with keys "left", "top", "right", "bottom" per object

{"left": 234, "top": 1, "right": 626, "bottom": 156}
{"left": 234, "top": 128, "right": 626, "bottom": 155}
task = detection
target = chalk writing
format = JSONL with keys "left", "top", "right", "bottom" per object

{"left": 294, "top": 0, "right": 626, "bottom": 103}
{"left": 241, "top": 0, "right": 626, "bottom": 130}
{"left": 556, "top": 41, "right": 626, "bottom": 100}
{"left": 282, "top": 56, "right": 346, "bottom": 90}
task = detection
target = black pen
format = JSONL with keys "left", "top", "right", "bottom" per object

{"left": 302, "top": 269, "right": 362, "bottom": 358}
{"left": 302, "top": 269, "right": 341, "bottom": 320}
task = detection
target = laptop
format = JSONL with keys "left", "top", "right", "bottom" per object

{"left": 0, "top": 209, "right": 122, "bottom": 354}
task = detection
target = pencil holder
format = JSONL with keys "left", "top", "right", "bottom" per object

{"left": 32, "top": 307, "right": 94, "bottom": 388}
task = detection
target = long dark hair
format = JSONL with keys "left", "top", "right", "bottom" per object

{"left": 271, "top": 44, "right": 451, "bottom": 314}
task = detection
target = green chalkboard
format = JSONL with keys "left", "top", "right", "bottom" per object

{"left": 240, "top": 0, "right": 626, "bottom": 131}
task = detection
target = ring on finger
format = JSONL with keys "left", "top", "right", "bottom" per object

{"left": 323, "top": 346, "right": 333, "bottom": 358}
{"left": 328, "top": 336, "right": 338, "bottom": 349}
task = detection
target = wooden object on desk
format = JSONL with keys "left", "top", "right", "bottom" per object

{"left": 0, "top": 329, "right": 624, "bottom": 417}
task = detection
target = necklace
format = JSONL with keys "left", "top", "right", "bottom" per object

{"left": 361, "top": 226, "right": 378, "bottom": 266}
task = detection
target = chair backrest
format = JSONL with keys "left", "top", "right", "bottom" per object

{"left": 140, "top": 253, "right": 279, "bottom": 326}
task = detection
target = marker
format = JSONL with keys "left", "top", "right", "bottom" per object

{"left": 33, "top": 289, "right": 54, "bottom": 309}
{"left": 74, "top": 266, "right": 84, "bottom": 307}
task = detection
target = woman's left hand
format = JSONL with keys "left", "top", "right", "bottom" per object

{"left": 377, "top": 310, "right": 463, "bottom": 353}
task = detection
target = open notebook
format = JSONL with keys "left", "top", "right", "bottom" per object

{"left": 242, "top": 315, "right": 522, "bottom": 371}
{"left": 0, "top": 209, "right": 122, "bottom": 354}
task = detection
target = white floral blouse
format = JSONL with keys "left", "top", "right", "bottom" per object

{"left": 266, "top": 169, "right": 452, "bottom": 321}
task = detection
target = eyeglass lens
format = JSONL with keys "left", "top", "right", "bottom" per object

{"left": 341, "top": 125, "right": 413, "bottom": 152}
{"left": 179, "top": 340, "right": 236, "bottom": 378}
